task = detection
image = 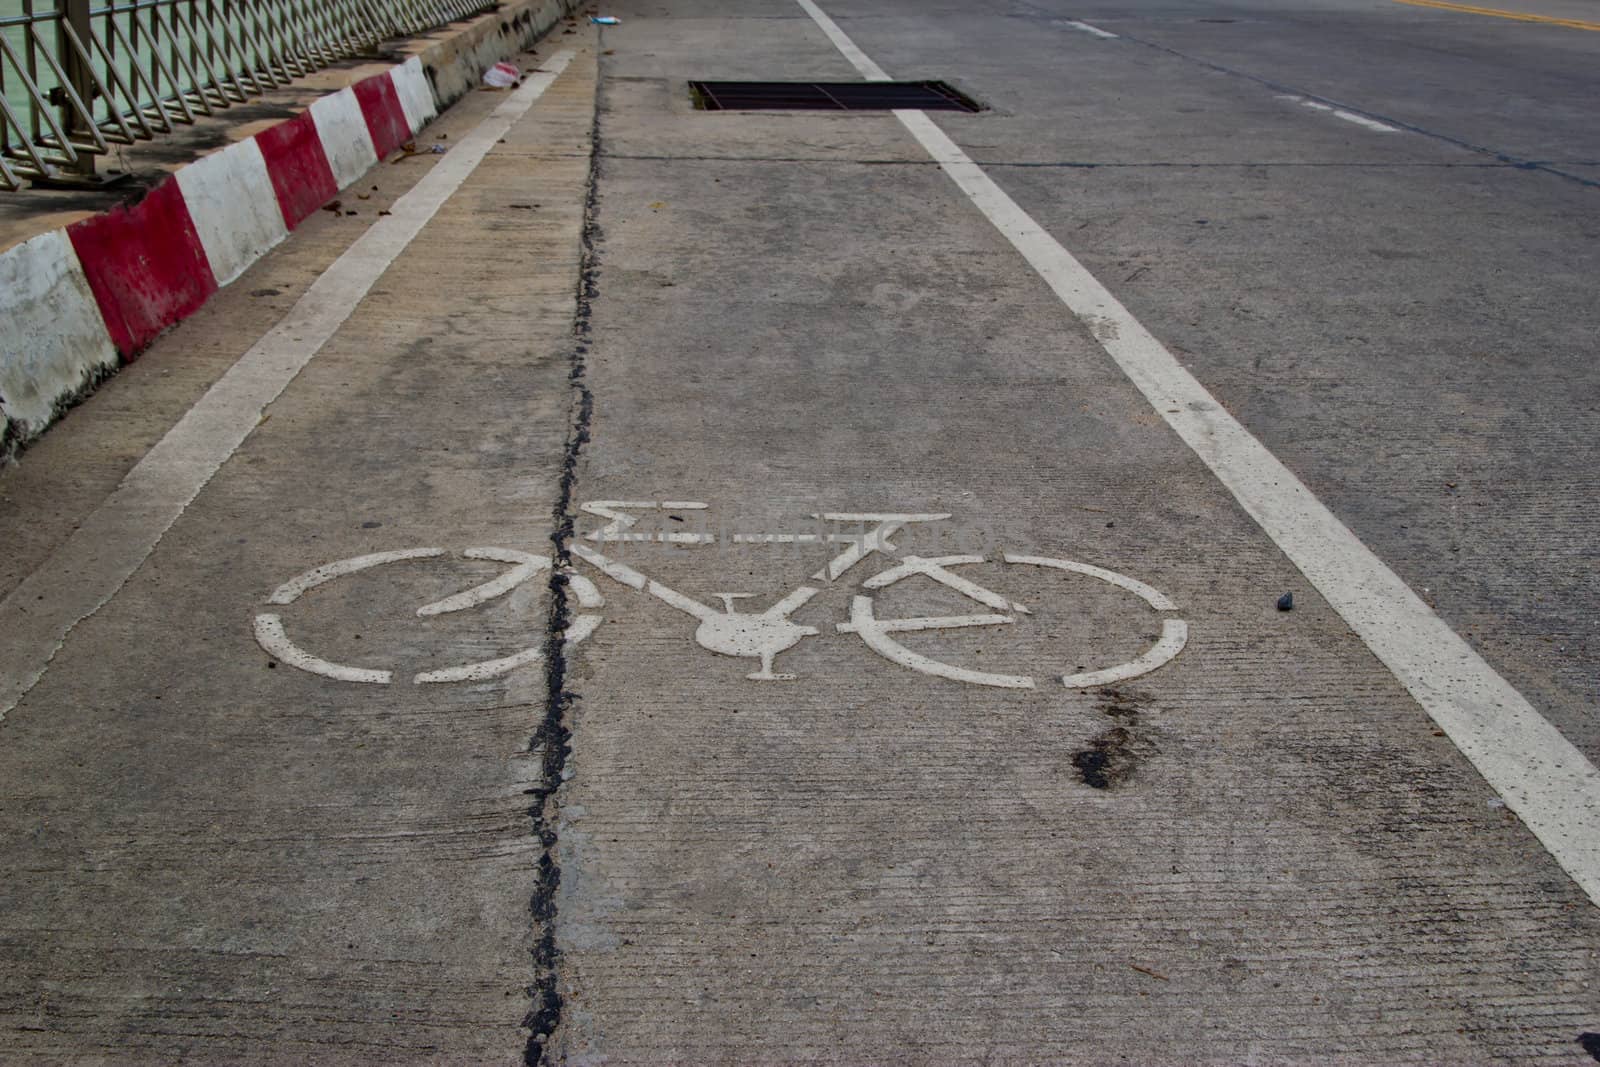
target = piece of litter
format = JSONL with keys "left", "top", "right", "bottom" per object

{"left": 1276, "top": 592, "right": 1294, "bottom": 612}
{"left": 1130, "top": 963, "right": 1169, "bottom": 981}
{"left": 429, "top": 143, "right": 447, "bottom": 154}
{"left": 1487, "top": 798, "right": 1507, "bottom": 809}
{"left": 592, "top": 15, "right": 620, "bottom": 24}
{"left": 482, "top": 61, "right": 521, "bottom": 88}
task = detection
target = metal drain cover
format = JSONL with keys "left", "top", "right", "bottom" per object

{"left": 689, "top": 80, "right": 983, "bottom": 113}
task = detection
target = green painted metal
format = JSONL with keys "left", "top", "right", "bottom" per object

{"left": 0, "top": 0, "right": 492, "bottom": 189}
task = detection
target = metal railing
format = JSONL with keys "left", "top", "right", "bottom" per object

{"left": 0, "top": 0, "right": 495, "bottom": 190}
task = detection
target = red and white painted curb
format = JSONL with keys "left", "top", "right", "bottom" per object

{"left": 0, "top": 58, "right": 439, "bottom": 456}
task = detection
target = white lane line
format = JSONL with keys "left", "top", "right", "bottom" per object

{"left": 794, "top": 0, "right": 891, "bottom": 80}
{"left": 1064, "top": 19, "right": 1119, "bottom": 39}
{"left": 1300, "top": 98, "right": 1399, "bottom": 133}
{"left": 0, "top": 51, "right": 578, "bottom": 723}
{"left": 795, "top": 0, "right": 1600, "bottom": 906}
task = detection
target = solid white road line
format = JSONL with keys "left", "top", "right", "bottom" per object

{"left": 795, "top": 0, "right": 1600, "bottom": 906}
{"left": 0, "top": 50, "right": 578, "bottom": 723}
{"left": 794, "top": 0, "right": 891, "bottom": 80}
{"left": 1065, "top": 19, "right": 1119, "bottom": 39}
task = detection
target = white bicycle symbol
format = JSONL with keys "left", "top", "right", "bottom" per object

{"left": 254, "top": 501, "right": 1189, "bottom": 689}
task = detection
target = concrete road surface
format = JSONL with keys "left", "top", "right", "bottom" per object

{"left": 2, "top": 0, "right": 1599, "bottom": 1062}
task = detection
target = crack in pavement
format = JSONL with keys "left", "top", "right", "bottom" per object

{"left": 523, "top": 58, "right": 605, "bottom": 1067}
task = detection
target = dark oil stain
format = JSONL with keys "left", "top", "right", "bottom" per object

{"left": 1072, "top": 687, "right": 1157, "bottom": 789}
{"left": 1096, "top": 685, "right": 1146, "bottom": 722}
{"left": 1073, "top": 726, "right": 1133, "bottom": 789}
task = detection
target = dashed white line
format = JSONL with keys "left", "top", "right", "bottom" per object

{"left": 1302, "top": 99, "right": 1400, "bottom": 132}
{"left": 1284, "top": 94, "right": 1400, "bottom": 132}
{"left": 795, "top": 0, "right": 1600, "bottom": 907}
{"left": 1064, "top": 19, "right": 1119, "bottom": 39}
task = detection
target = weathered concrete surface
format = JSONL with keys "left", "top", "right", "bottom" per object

{"left": 2, "top": 0, "right": 1599, "bottom": 1062}
{"left": 541, "top": 0, "right": 1600, "bottom": 1062}
{"left": 0, "top": 43, "right": 596, "bottom": 1062}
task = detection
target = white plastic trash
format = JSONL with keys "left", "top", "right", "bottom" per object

{"left": 482, "top": 61, "right": 521, "bottom": 88}
{"left": 591, "top": 15, "right": 620, "bottom": 24}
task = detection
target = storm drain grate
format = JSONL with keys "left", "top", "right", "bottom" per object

{"left": 689, "top": 80, "right": 984, "bottom": 113}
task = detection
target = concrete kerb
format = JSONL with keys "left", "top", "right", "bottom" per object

{"left": 0, "top": 0, "right": 582, "bottom": 463}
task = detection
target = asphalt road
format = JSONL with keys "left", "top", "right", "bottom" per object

{"left": 2, "top": 0, "right": 1599, "bottom": 1062}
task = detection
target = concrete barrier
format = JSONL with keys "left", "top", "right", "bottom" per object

{"left": 420, "top": 0, "right": 576, "bottom": 108}
{"left": 0, "top": 231, "right": 118, "bottom": 456}
{"left": 0, "top": 0, "right": 579, "bottom": 463}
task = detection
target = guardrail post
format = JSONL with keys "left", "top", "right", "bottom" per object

{"left": 59, "top": 0, "right": 96, "bottom": 176}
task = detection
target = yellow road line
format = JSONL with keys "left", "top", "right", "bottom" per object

{"left": 1393, "top": 0, "right": 1600, "bottom": 31}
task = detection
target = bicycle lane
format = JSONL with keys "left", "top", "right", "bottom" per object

{"left": 0, "top": 42, "right": 598, "bottom": 1061}
{"left": 543, "top": 3, "right": 1600, "bottom": 1062}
